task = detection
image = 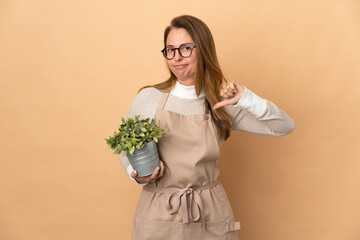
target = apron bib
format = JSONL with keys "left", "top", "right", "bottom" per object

{"left": 132, "top": 92, "right": 240, "bottom": 240}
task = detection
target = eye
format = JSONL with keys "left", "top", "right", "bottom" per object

{"left": 167, "top": 48, "right": 174, "bottom": 53}
{"left": 180, "top": 44, "right": 193, "bottom": 51}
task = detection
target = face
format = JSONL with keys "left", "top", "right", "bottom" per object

{"left": 165, "top": 28, "right": 197, "bottom": 86}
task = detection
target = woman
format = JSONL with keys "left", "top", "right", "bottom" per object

{"left": 119, "top": 15, "right": 295, "bottom": 240}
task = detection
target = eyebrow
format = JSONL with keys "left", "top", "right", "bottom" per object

{"left": 166, "top": 42, "right": 194, "bottom": 47}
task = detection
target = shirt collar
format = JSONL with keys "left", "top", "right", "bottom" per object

{"left": 170, "top": 81, "right": 205, "bottom": 99}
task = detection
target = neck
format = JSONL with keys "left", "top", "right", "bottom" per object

{"left": 177, "top": 78, "right": 195, "bottom": 86}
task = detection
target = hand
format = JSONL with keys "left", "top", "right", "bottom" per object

{"left": 213, "top": 81, "right": 245, "bottom": 110}
{"left": 131, "top": 161, "right": 165, "bottom": 184}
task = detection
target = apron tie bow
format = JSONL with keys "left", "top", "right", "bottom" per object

{"left": 143, "top": 179, "right": 220, "bottom": 224}
{"left": 166, "top": 187, "right": 203, "bottom": 223}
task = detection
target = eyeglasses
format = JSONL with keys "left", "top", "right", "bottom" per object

{"left": 161, "top": 43, "right": 196, "bottom": 60}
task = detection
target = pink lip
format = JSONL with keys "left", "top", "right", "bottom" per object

{"left": 173, "top": 64, "right": 187, "bottom": 69}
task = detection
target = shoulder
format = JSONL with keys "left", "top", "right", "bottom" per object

{"left": 127, "top": 87, "right": 164, "bottom": 119}
{"left": 132, "top": 87, "right": 163, "bottom": 105}
{"left": 137, "top": 86, "right": 163, "bottom": 98}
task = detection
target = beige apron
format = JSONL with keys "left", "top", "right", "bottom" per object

{"left": 132, "top": 92, "right": 240, "bottom": 240}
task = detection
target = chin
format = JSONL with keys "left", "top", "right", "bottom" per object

{"left": 177, "top": 75, "right": 190, "bottom": 81}
{"left": 177, "top": 72, "right": 193, "bottom": 79}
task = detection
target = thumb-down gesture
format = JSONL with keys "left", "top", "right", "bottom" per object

{"left": 213, "top": 81, "right": 245, "bottom": 110}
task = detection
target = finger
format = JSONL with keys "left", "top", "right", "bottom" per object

{"left": 213, "top": 100, "right": 228, "bottom": 110}
{"left": 227, "top": 82, "right": 236, "bottom": 95}
{"left": 220, "top": 91, "right": 232, "bottom": 99}
{"left": 152, "top": 166, "right": 160, "bottom": 178}
{"left": 220, "top": 89, "right": 226, "bottom": 98}
{"left": 229, "top": 82, "right": 237, "bottom": 93}
{"left": 134, "top": 164, "right": 159, "bottom": 181}
{"left": 148, "top": 166, "right": 160, "bottom": 182}
{"left": 223, "top": 89, "right": 234, "bottom": 98}
{"left": 134, "top": 177, "right": 146, "bottom": 183}
{"left": 222, "top": 83, "right": 229, "bottom": 93}
{"left": 131, "top": 170, "right": 137, "bottom": 178}
{"left": 158, "top": 161, "right": 165, "bottom": 177}
{"left": 233, "top": 82, "right": 239, "bottom": 89}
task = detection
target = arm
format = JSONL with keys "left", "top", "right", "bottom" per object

{"left": 117, "top": 87, "right": 162, "bottom": 185}
{"left": 227, "top": 87, "right": 295, "bottom": 136}
{"left": 214, "top": 82, "right": 295, "bottom": 136}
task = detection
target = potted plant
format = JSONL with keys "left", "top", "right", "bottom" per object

{"left": 105, "top": 115, "right": 166, "bottom": 177}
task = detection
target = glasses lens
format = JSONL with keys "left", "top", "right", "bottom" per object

{"left": 162, "top": 45, "right": 194, "bottom": 59}
{"left": 179, "top": 45, "right": 193, "bottom": 57}
{"left": 164, "top": 48, "right": 175, "bottom": 60}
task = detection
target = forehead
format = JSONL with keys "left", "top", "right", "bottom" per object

{"left": 166, "top": 28, "right": 194, "bottom": 46}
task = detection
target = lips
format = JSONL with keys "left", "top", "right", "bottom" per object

{"left": 173, "top": 64, "right": 187, "bottom": 69}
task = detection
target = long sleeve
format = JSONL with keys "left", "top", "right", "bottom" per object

{"left": 117, "top": 87, "right": 161, "bottom": 186}
{"left": 226, "top": 87, "right": 295, "bottom": 136}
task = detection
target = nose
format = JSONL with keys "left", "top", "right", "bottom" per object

{"left": 173, "top": 49, "right": 183, "bottom": 61}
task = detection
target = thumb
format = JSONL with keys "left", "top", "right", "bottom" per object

{"left": 130, "top": 170, "right": 138, "bottom": 178}
{"left": 213, "top": 100, "right": 227, "bottom": 110}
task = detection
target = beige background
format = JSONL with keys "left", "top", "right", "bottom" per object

{"left": 1, "top": 0, "right": 359, "bottom": 239}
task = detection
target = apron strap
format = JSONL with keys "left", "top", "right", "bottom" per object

{"left": 226, "top": 221, "right": 241, "bottom": 232}
{"left": 157, "top": 92, "right": 170, "bottom": 111}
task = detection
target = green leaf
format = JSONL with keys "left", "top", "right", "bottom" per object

{"left": 136, "top": 142, "right": 144, "bottom": 149}
{"left": 129, "top": 145, "right": 135, "bottom": 155}
{"left": 106, "top": 115, "right": 166, "bottom": 155}
{"left": 127, "top": 142, "right": 132, "bottom": 150}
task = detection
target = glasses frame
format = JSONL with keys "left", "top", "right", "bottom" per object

{"left": 161, "top": 44, "right": 196, "bottom": 60}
